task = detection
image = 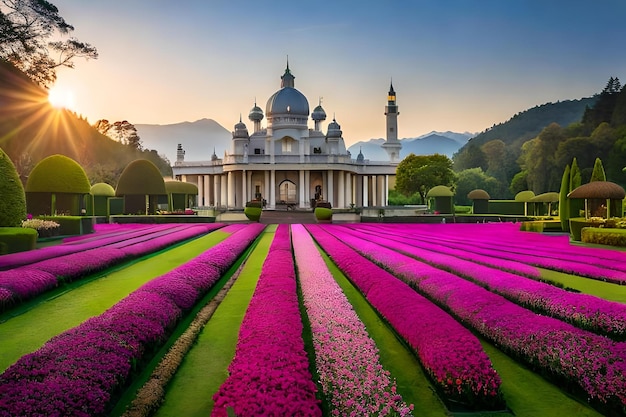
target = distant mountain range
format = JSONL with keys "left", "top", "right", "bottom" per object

{"left": 136, "top": 119, "right": 473, "bottom": 163}
{"left": 347, "top": 131, "right": 474, "bottom": 161}
{"left": 136, "top": 119, "right": 231, "bottom": 163}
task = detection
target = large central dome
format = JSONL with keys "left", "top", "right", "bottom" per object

{"left": 266, "top": 87, "right": 309, "bottom": 116}
{"left": 265, "top": 63, "right": 309, "bottom": 117}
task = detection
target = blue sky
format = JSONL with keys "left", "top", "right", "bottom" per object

{"left": 51, "top": 0, "right": 626, "bottom": 145}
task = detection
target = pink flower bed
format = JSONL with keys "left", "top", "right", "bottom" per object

{"left": 0, "top": 224, "right": 264, "bottom": 416}
{"left": 306, "top": 225, "right": 503, "bottom": 410}
{"left": 212, "top": 225, "right": 321, "bottom": 416}
{"left": 292, "top": 224, "right": 413, "bottom": 416}
{"left": 335, "top": 225, "right": 626, "bottom": 340}
{"left": 0, "top": 224, "right": 224, "bottom": 312}
{"left": 325, "top": 225, "right": 626, "bottom": 414}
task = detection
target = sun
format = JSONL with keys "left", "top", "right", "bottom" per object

{"left": 48, "top": 86, "right": 76, "bottom": 110}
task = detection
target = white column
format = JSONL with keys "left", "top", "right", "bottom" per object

{"left": 197, "top": 175, "right": 204, "bottom": 207}
{"left": 345, "top": 172, "right": 352, "bottom": 207}
{"left": 384, "top": 175, "right": 389, "bottom": 206}
{"left": 371, "top": 175, "right": 377, "bottom": 206}
{"left": 181, "top": 175, "right": 187, "bottom": 182}
{"left": 304, "top": 171, "right": 311, "bottom": 207}
{"left": 247, "top": 171, "right": 253, "bottom": 201}
{"left": 213, "top": 175, "right": 219, "bottom": 207}
{"left": 299, "top": 169, "right": 305, "bottom": 208}
{"left": 337, "top": 171, "right": 345, "bottom": 208}
{"left": 203, "top": 175, "right": 209, "bottom": 207}
{"left": 269, "top": 170, "right": 276, "bottom": 209}
{"left": 227, "top": 172, "right": 235, "bottom": 208}
{"left": 220, "top": 175, "right": 227, "bottom": 209}
{"left": 362, "top": 175, "right": 369, "bottom": 208}
{"left": 352, "top": 174, "right": 356, "bottom": 206}
{"left": 327, "top": 170, "right": 334, "bottom": 206}
{"left": 264, "top": 170, "right": 270, "bottom": 205}
{"left": 242, "top": 170, "right": 247, "bottom": 206}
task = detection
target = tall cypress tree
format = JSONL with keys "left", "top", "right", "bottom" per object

{"left": 569, "top": 158, "right": 584, "bottom": 219}
{"left": 590, "top": 157, "right": 607, "bottom": 182}
{"left": 559, "top": 164, "right": 571, "bottom": 231}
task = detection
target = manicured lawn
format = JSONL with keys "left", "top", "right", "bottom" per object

{"left": 540, "top": 268, "right": 626, "bottom": 303}
{"left": 0, "top": 231, "right": 230, "bottom": 373}
{"left": 154, "top": 226, "right": 274, "bottom": 417}
{"left": 481, "top": 339, "right": 602, "bottom": 417}
{"left": 321, "top": 250, "right": 447, "bottom": 416}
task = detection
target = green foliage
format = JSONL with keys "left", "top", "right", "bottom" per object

{"left": 165, "top": 180, "right": 198, "bottom": 195}
{"left": 582, "top": 227, "right": 626, "bottom": 247}
{"left": 509, "top": 170, "right": 528, "bottom": 196}
{"left": 395, "top": 153, "right": 455, "bottom": 204}
{"left": 387, "top": 189, "right": 421, "bottom": 205}
{"left": 520, "top": 123, "right": 565, "bottom": 194}
{"left": 90, "top": 182, "right": 115, "bottom": 197}
{"left": 559, "top": 164, "right": 571, "bottom": 232}
{"left": 25, "top": 154, "right": 91, "bottom": 193}
{"left": 455, "top": 168, "right": 501, "bottom": 206}
{"left": 590, "top": 157, "right": 607, "bottom": 182}
{"left": 0, "top": 227, "right": 37, "bottom": 254}
{"left": 243, "top": 206, "right": 262, "bottom": 221}
{"left": 314, "top": 207, "right": 333, "bottom": 221}
{"left": 519, "top": 221, "right": 544, "bottom": 233}
{"left": 452, "top": 143, "right": 487, "bottom": 172}
{"left": 116, "top": 160, "right": 166, "bottom": 196}
{"left": 0, "top": 147, "right": 26, "bottom": 227}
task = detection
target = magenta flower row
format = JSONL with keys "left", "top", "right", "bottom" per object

{"left": 292, "top": 224, "right": 413, "bottom": 417}
{"left": 306, "top": 225, "right": 503, "bottom": 410}
{"left": 329, "top": 226, "right": 626, "bottom": 411}
{"left": 373, "top": 223, "right": 626, "bottom": 283}
{"left": 212, "top": 224, "right": 321, "bottom": 416}
{"left": 0, "top": 223, "right": 264, "bottom": 417}
{"left": 336, "top": 225, "right": 626, "bottom": 340}
{"left": 0, "top": 224, "right": 223, "bottom": 311}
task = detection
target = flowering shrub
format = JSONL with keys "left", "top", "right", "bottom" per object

{"left": 0, "top": 223, "right": 265, "bottom": 416}
{"left": 328, "top": 225, "right": 626, "bottom": 414}
{"left": 212, "top": 225, "right": 320, "bottom": 416}
{"left": 21, "top": 218, "right": 60, "bottom": 237}
{"left": 336, "top": 225, "right": 626, "bottom": 340}
{"left": 292, "top": 224, "right": 413, "bottom": 416}
{"left": 306, "top": 225, "right": 503, "bottom": 410}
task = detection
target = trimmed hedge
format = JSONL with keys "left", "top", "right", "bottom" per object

{"left": 581, "top": 227, "right": 626, "bottom": 247}
{"left": 25, "top": 155, "right": 90, "bottom": 194}
{"left": 314, "top": 207, "right": 332, "bottom": 221}
{"left": 36, "top": 216, "right": 94, "bottom": 236}
{"left": 0, "top": 228, "right": 38, "bottom": 254}
{"left": 0, "top": 149, "right": 26, "bottom": 227}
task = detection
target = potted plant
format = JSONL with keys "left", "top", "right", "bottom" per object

{"left": 244, "top": 200, "right": 262, "bottom": 222}
{"left": 314, "top": 201, "right": 332, "bottom": 222}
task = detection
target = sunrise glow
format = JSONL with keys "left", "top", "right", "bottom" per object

{"left": 48, "top": 87, "right": 76, "bottom": 110}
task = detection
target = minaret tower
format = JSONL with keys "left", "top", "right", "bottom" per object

{"left": 382, "top": 81, "right": 402, "bottom": 162}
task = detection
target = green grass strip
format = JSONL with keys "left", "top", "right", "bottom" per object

{"left": 154, "top": 226, "right": 275, "bottom": 417}
{"left": 319, "top": 249, "right": 447, "bottom": 417}
{"left": 0, "top": 231, "right": 230, "bottom": 373}
{"left": 480, "top": 338, "right": 603, "bottom": 417}
{"left": 540, "top": 268, "right": 626, "bottom": 303}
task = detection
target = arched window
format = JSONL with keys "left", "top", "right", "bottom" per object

{"left": 279, "top": 180, "right": 296, "bottom": 203}
{"left": 281, "top": 137, "right": 295, "bottom": 153}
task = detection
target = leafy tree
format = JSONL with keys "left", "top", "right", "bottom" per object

{"left": 94, "top": 119, "right": 143, "bottom": 150}
{"left": 395, "top": 153, "right": 455, "bottom": 204}
{"left": 0, "top": 147, "right": 26, "bottom": 226}
{"left": 0, "top": 0, "right": 97, "bottom": 87}
{"left": 509, "top": 170, "right": 528, "bottom": 195}
{"left": 590, "top": 157, "right": 606, "bottom": 182}
{"left": 454, "top": 168, "right": 500, "bottom": 206}
{"left": 452, "top": 143, "right": 487, "bottom": 172}
{"left": 569, "top": 157, "right": 581, "bottom": 190}
{"left": 606, "top": 130, "right": 626, "bottom": 187}
{"left": 520, "top": 123, "right": 564, "bottom": 193}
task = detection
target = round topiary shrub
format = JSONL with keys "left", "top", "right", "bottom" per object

{"left": 314, "top": 207, "right": 333, "bottom": 222}
{"left": 25, "top": 154, "right": 91, "bottom": 193}
{"left": 244, "top": 201, "right": 262, "bottom": 222}
{"left": 116, "top": 159, "right": 166, "bottom": 215}
{"left": 0, "top": 148, "right": 26, "bottom": 227}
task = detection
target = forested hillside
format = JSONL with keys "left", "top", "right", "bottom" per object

{"left": 0, "top": 60, "right": 171, "bottom": 186}
{"left": 452, "top": 78, "right": 626, "bottom": 201}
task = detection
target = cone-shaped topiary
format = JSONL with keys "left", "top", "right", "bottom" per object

{"left": 590, "top": 157, "right": 606, "bottom": 182}
{"left": 0, "top": 148, "right": 26, "bottom": 226}
{"left": 25, "top": 154, "right": 91, "bottom": 193}
{"left": 559, "top": 164, "right": 571, "bottom": 232}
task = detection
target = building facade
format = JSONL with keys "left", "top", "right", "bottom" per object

{"left": 172, "top": 63, "right": 401, "bottom": 210}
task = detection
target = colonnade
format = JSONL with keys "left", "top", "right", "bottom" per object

{"left": 182, "top": 170, "right": 389, "bottom": 209}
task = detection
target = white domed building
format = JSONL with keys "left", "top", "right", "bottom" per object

{"left": 172, "top": 62, "right": 401, "bottom": 210}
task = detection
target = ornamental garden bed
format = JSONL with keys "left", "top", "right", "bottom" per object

{"left": 0, "top": 223, "right": 623, "bottom": 416}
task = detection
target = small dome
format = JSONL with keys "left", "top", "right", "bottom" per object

{"left": 356, "top": 148, "right": 364, "bottom": 163}
{"left": 233, "top": 117, "right": 249, "bottom": 138}
{"left": 568, "top": 181, "right": 625, "bottom": 199}
{"left": 249, "top": 103, "right": 264, "bottom": 121}
{"left": 266, "top": 87, "right": 309, "bottom": 116}
{"left": 312, "top": 104, "right": 326, "bottom": 121}
{"left": 326, "top": 118, "right": 342, "bottom": 137}
{"left": 427, "top": 185, "right": 454, "bottom": 198}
